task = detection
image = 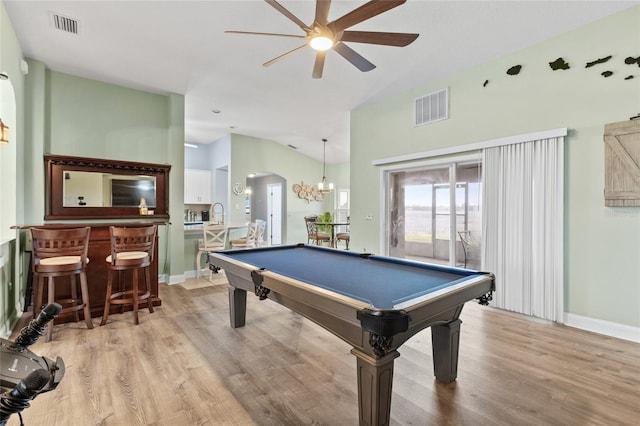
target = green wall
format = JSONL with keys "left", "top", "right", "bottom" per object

{"left": 46, "top": 71, "right": 170, "bottom": 161}
{"left": 229, "top": 133, "right": 348, "bottom": 245}
{"left": 350, "top": 6, "right": 640, "bottom": 328}
{"left": 8, "top": 1, "right": 635, "bottom": 337}
{"left": 1, "top": 0, "right": 351, "bottom": 330}
{"left": 0, "top": 0, "right": 26, "bottom": 335}
{"left": 21, "top": 63, "right": 186, "bottom": 283}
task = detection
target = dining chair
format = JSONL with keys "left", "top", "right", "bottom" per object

{"left": 304, "top": 215, "right": 331, "bottom": 246}
{"left": 101, "top": 225, "right": 157, "bottom": 326}
{"left": 336, "top": 231, "right": 350, "bottom": 250}
{"left": 230, "top": 222, "right": 260, "bottom": 248}
{"left": 196, "top": 224, "right": 228, "bottom": 281}
{"left": 30, "top": 226, "right": 94, "bottom": 342}
{"left": 336, "top": 216, "right": 350, "bottom": 249}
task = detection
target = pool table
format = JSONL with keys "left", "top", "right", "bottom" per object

{"left": 209, "top": 244, "right": 495, "bottom": 426}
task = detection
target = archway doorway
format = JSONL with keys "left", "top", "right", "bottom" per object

{"left": 246, "top": 172, "right": 286, "bottom": 245}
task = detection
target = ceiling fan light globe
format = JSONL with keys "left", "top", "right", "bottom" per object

{"left": 310, "top": 36, "right": 333, "bottom": 51}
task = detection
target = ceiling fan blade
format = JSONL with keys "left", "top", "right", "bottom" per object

{"left": 340, "top": 30, "right": 418, "bottom": 47}
{"left": 263, "top": 43, "right": 309, "bottom": 67}
{"left": 265, "top": 0, "right": 311, "bottom": 32}
{"left": 225, "top": 30, "right": 306, "bottom": 39}
{"left": 333, "top": 42, "right": 375, "bottom": 72}
{"left": 314, "top": 0, "right": 331, "bottom": 26}
{"left": 330, "top": 0, "right": 407, "bottom": 32}
{"left": 312, "top": 50, "right": 326, "bottom": 79}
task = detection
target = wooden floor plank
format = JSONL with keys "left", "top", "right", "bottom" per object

{"left": 6, "top": 279, "right": 639, "bottom": 425}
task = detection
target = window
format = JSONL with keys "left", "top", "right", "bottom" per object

{"left": 335, "top": 188, "right": 350, "bottom": 233}
{"left": 385, "top": 156, "right": 481, "bottom": 267}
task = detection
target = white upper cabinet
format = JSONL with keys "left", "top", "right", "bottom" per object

{"left": 184, "top": 169, "right": 212, "bottom": 204}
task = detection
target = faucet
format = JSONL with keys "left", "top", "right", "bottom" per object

{"left": 212, "top": 202, "right": 224, "bottom": 224}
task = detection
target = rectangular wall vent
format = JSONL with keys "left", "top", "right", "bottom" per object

{"left": 414, "top": 88, "right": 449, "bottom": 126}
{"left": 49, "top": 11, "right": 80, "bottom": 35}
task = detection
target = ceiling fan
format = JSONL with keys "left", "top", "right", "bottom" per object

{"left": 225, "top": 0, "right": 419, "bottom": 78}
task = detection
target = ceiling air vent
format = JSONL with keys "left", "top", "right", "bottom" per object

{"left": 414, "top": 88, "right": 449, "bottom": 126}
{"left": 49, "top": 11, "right": 80, "bottom": 35}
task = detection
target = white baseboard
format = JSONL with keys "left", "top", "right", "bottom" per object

{"left": 564, "top": 312, "right": 640, "bottom": 343}
{"left": 160, "top": 270, "right": 208, "bottom": 285}
{"left": 159, "top": 273, "right": 184, "bottom": 285}
{"left": 183, "top": 270, "right": 198, "bottom": 280}
{"left": 166, "top": 274, "right": 186, "bottom": 285}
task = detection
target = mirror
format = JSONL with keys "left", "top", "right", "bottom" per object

{"left": 46, "top": 155, "right": 170, "bottom": 220}
{"left": 63, "top": 171, "right": 156, "bottom": 207}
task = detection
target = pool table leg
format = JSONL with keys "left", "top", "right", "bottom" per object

{"left": 351, "top": 348, "right": 400, "bottom": 426}
{"left": 431, "top": 319, "right": 462, "bottom": 383}
{"left": 228, "top": 286, "right": 247, "bottom": 328}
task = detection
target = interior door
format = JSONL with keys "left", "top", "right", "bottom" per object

{"left": 267, "top": 183, "right": 282, "bottom": 245}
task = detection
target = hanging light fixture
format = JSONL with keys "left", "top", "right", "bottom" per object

{"left": 318, "top": 138, "right": 334, "bottom": 193}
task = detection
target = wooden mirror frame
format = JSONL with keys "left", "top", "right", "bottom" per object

{"left": 45, "top": 155, "right": 171, "bottom": 220}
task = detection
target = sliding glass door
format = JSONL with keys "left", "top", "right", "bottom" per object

{"left": 387, "top": 158, "right": 482, "bottom": 268}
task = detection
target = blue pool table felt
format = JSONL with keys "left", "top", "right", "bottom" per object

{"left": 223, "top": 246, "right": 479, "bottom": 309}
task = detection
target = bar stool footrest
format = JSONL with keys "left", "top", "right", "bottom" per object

{"left": 108, "top": 290, "right": 152, "bottom": 303}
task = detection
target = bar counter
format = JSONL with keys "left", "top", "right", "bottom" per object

{"left": 14, "top": 222, "right": 165, "bottom": 324}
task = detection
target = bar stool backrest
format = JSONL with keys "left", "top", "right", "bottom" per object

{"left": 231, "top": 222, "right": 263, "bottom": 248}
{"left": 31, "top": 227, "right": 91, "bottom": 273}
{"left": 254, "top": 219, "right": 266, "bottom": 246}
{"left": 202, "top": 224, "right": 228, "bottom": 250}
{"left": 102, "top": 225, "right": 157, "bottom": 326}
{"left": 109, "top": 225, "right": 157, "bottom": 268}
{"left": 30, "top": 226, "right": 94, "bottom": 341}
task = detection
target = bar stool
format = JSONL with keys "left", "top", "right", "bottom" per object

{"left": 196, "top": 224, "right": 227, "bottom": 281}
{"left": 101, "top": 225, "right": 157, "bottom": 326}
{"left": 30, "top": 226, "right": 94, "bottom": 342}
{"left": 230, "top": 222, "right": 259, "bottom": 248}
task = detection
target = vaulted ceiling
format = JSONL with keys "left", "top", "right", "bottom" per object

{"left": 4, "top": 1, "right": 637, "bottom": 163}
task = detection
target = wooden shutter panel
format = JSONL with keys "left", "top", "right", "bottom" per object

{"left": 604, "top": 119, "right": 640, "bottom": 206}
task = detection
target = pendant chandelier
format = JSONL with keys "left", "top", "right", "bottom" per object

{"left": 318, "top": 138, "right": 334, "bottom": 193}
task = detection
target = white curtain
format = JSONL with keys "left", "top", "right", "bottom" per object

{"left": 482, "top": 136, "right": 564, "bottom": 321}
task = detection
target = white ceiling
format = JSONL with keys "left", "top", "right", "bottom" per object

{"left": 4, "top": 0, "right": 638, "bottom": 163}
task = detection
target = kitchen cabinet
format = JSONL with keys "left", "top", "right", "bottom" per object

{"left": 184, "top": 169, "right": 212, "bottom": 204}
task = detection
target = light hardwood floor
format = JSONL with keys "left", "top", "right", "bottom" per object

{"left": 7, "top": 276, "right": 640, "bottom": 426}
